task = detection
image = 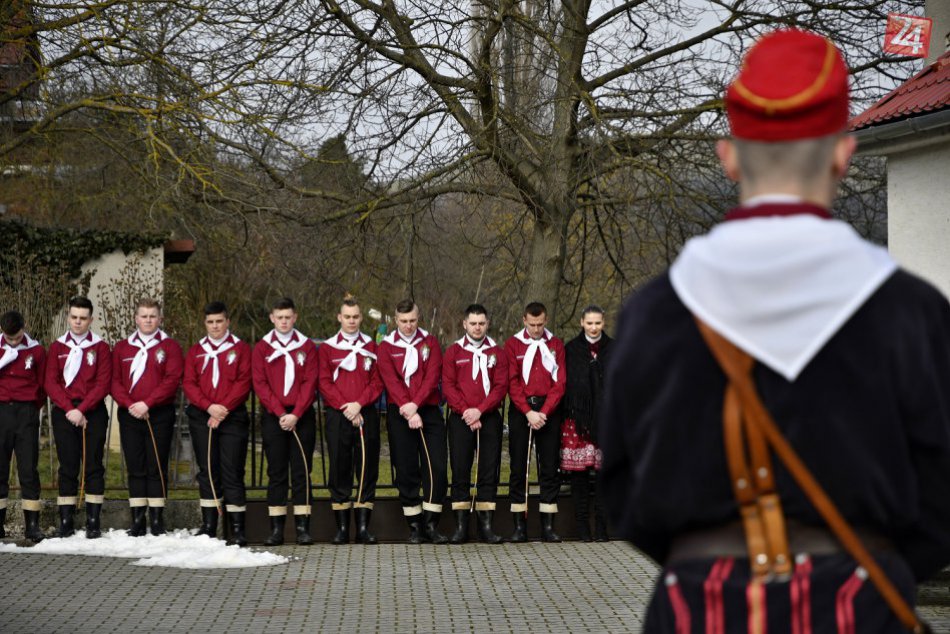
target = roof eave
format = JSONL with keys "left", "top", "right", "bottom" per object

{"left": 852, "top": 109, "right": 950, "bottom": 156}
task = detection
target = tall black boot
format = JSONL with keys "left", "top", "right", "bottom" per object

{"left": 540, "top": 512, "right": 561, "bottom": 543}
{"left": 57, "top": 505, "right": 76, "bottom": 538}
{"left": 476, "top": 511, "right": 503, "bottom": 544}
{"left": 423, "top": 511, "right": 448, "bottom": 544}
{"left": 355, "top": 508, "right": 377, "bottom": 545}
{"left": 196, "top": 506, "right": 219, "bottom": 538}
{"left": 572, "top": 471, "right": 592, "bottom": 542}
{"left": 149, "top": 507, "right": 166, "bottom": 536}
{"left": 264, "top": 516, "right": 286, "bottom": 546}
{"left": 593, "top": 486, "right": 609, "bottom": 542}
{"left": 85, "top": 503, "right": 102, "bottom": 539}
{"left": 449, "top": 510, "right": 470, "bottom": 544}
{"left": 331, "top": 510, "right": 350, "bottom": 545}
{"left": 24, "top": 510, "right": 45, "bottom": 542}
{"left": 295, "top": 515, "right": 313, "bottom": 545}
{"left": 406, "top": 514, "right": 424, "bottom": 544}
{"left": 128, "top": 507, "right": 147, "bottom": 537}
{"left": 508, "top": 512, "right": 527, "bottom": 543}
{"left": 0, "top": 506, "right": 7, "bottom": 538}
{"left": 226, "top": 512, "right": 247, "bottom": 547}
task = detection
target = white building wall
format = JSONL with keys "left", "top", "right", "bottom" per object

{"left": 887, "top": 143, "right": 950, "bottom": 299}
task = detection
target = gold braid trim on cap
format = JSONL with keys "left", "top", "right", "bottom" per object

{"left": 732, "top": 38, "right": 837, "bottom": 115}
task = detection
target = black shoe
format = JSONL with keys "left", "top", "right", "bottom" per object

{"left": 85, "top": 503, "right": 102, "bottom": 539}
{"left": 355, "top": 508, "right": 377, "bottom": 545}
{"left": 423, "top": 511, "right": 448, "bottom": 544}
{"left": 406, "top": 514, "right": 424, "bottom": 544}
{"left": 476, "top": 510, "right": 503, "bottom": 544}
{"left": 508, "top": 513, "right": 528, "bottom": 543}
{"left": 24, "top": 509, "right": 45, "bottom": 542}
{"left": 57, "top": 505, "right": 75, "bottom": 538}
{"left": 149, "top": 507, "right": 166, "bottom": 536}
{"left": 226, "top": 512, "right": 247, "bottom": 547}
{"left": 593, "top": 492, "right": 610, "bottom": 542}
{"left": 331, "top": 509, "right": 350, "bottom": 545}
{"left": 196, "top": 506, "right": 219, "bottom": 538}
{"left": 449, "top": 510, "right": 470, "bottom": 544}
{"left": 0, "top": 507, "right": 7, "bottom": 539}
{"left": 264, "top": 516, "right": 286, "bottom": 546}
{"left": 295, "top": 515, "right": 313, "bottom": 545}
{"left": 128, "top": 506, "right": 148, "bottom": 537}
{"left": 540, "top": 512, "right": 561, "bottom": 543}
{"left": 577, "top": 521, "right": 593, "bottom": 543}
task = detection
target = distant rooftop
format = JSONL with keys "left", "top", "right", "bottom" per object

{"left": 850, "top": 50, "right": 950, "bottom": 132}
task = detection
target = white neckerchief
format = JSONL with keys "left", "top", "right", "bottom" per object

{"left": 199, "top": 332, "right": 238, "bottom": 389}
{"left": 458, "top": 335, "right": 497, "bottom": 396}
{"left": 322, "top": 331, "right": 376, "bottom": 382}
{"left": 128, "top": 330, "right": 166, "bottom": 389}
{"left": 0, "top": 333, "right": 41, "bottom": 372}
{"left": 513, "top": 328, "right": 559, "bottom": 384}
{"left": 584, "top": 334, "right": 602, "bottom": 344}
{"left": 384, "top": 328, "right": 428, "bottom": 387}
{"left": 57, "top": 331, "right": 102, "bottom": 386}
{"left": 264, "top": 329, "right": 308, "bottom": 396}
{"left": 670, "top": 212, "right": 897, "bottom": 381}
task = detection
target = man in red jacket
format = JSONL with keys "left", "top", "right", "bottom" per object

{"left": 0, "top": 310, "right": 46, "bottom": 542}
{"left": 505, "top": 301, "right": 566, "bottom": 543}
{"left": 44, "top": 297, "right": 112, "bottom": 539}
{"left": 317, "top": 296, "right": 384, "bottom": 544}
{"left": 111, "top": 298, "right": 184, "bottom": 537}
{"left": 182, "top": 301, "right": 252, "bottom": 546}
{"left": 252, "top": 297, "right": 319, "bottom": 546}
{"left": 377, "top": 299, "right": 447, "bottom": 544}
{"left": 442, "top": 303, "right": 507, "bottom": 544}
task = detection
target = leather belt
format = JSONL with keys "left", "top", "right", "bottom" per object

{"left": 667, "top": 519, "right": 894, "bottom": 564}
{"left": 526, "top": 396, "right": 545, "bottom": 411}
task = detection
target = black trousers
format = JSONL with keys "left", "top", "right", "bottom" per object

{"left": 386, "top": 404, "right": 447, "bottom": 513}
{"left": 325, "top": 406, "right": 380, "bottom": 509}
{"left": 119, "top": 404, "right": 176, "bottom": 505}
{"left": 448, "top": 409, "right": 502, "bottom": 510}
{"left": 508, "top": 402, "right": 562, "bottom": 512}
{"left": 187, "top": 405, "right": 249, "bottom": 509}
{"left": 261, "top": 408, "right": 315, "bottom": 514}
{"left": 52, "top": 403, "right": 107, "bottom": 499}
{"left": 0, "top": 401, "right": 41, "bottom": 502}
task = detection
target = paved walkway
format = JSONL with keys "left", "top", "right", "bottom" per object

{"left": 2, "top": 541, "right": 948, "bottom": 632}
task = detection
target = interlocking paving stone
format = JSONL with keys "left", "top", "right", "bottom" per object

{"left": 1, "top": 541, "right": 948, "bottom": 632}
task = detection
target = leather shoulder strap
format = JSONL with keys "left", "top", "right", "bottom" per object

{"left": 694, "top": 317, "right": 923, "bottom": 633}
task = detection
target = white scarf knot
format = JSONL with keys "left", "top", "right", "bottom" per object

{"left": 264, "top": 329, "right": 308, "bottom": 396}
{"left": 458, "top": 336, "right": 496, "bottom": 396}
{"left": 385, "top": 328, "right": 429, "bottom": 387}
{"left": 200, "top": 333, "right": 238, "bottom": 389}
{"left": 513, "top": 328, "right": 558, "bottom": 384}
{"left": 128, "top": 330, "right": 167, "bottom": 389}
{"left": 0, "top": 334, "right": 41, "bottom": 372}
{"left": 57, "top": 331, "right": 102, "bottom": 386}
{"left": 324, "top": 331, "right": 376, "bottom": 382}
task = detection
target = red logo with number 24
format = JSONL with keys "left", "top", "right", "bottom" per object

{"left": 884, "top": 14, "right": 932, "bottom": 58}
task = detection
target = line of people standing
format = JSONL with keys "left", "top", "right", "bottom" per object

{"left": 0, "top": 294, "right": 612, "bottom": 545}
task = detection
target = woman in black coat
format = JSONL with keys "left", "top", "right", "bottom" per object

{"left": 560, "top": 305, "right": 612, "bottom": 541}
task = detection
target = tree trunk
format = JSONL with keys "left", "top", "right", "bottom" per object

{"left": 524, "top": 208, "right": 570, "bottom": 323}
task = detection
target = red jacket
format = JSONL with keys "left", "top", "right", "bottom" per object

{"left": 111, "top": 331, "right": 184, "bottom": 408}
{"left": 505, "top": 329, "right": 566, "bottom": 416}
{"left": 317, "top": 332, "right": 383, "bottom": 410}
{"left": 251, "top": 330, "right": 319, "bottom": 418}
{"left": 442, "top": 337, "right": 508, "bottom": 415}
{"left": 0, "top": 337, "right": 46, "bottom": 404}
{"left": 44, "top": 334, "right": 112, "bottom": 413}
{"left": 377, "top": 329, "right": 442, "bottom": 408}
{"left": 182, "top": 334, "right": 252, "bottom": 413}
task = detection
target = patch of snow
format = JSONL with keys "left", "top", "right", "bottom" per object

{"left": 0, "top": 529, "right": 289, "bottom": 569}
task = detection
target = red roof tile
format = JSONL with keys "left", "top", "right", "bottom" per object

{"left": 850, "top": 50, "right": 950, "bottom": 131}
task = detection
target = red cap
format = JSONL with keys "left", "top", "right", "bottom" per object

{"left": 726, "top": 30, "right": 850, "bottom": 141}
